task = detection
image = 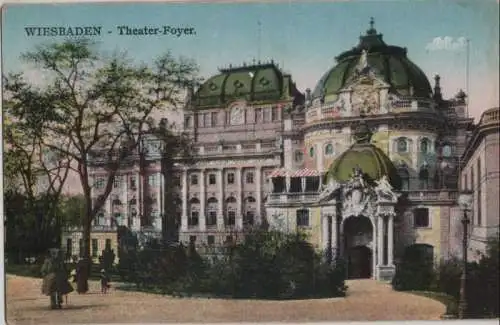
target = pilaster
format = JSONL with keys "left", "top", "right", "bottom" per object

{"left": 199, "top": 169, "right": 206, "bottom": 231}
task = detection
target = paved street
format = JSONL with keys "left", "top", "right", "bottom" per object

{"left": 6, "top": 275, "right": 445, "bottom": 323}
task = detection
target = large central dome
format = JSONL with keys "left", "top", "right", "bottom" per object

{"left": 313, "top": 19, "right": 432, "bottom": 100}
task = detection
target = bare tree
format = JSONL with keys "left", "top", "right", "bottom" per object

{"left": 7, "top": 39, "right": 200, "bottom": 287}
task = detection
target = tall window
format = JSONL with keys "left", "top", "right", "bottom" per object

{"left": 204, "top": 113, "right": 210, "bottom": 127}
{"left": 148, "top": 174, "right": 158, "bottom": 186}
{"left": 184, "top": 116, "right": 192, "bottom": 129}
{"left": 263, "top": 108, "right": 271, "bottom": 122}
{"left": 191, "top": 174, "right": 198, "bottom": 185}
{"left": 130, "top": 176, "right": 137, "bottom": 189}
{"left": 309, "top": 147, "right": 315, "bottom": 157}
{"left": 244, "top": 211, "right": 255, "bottom": 226}
{"left": 254, "top": 108, "right": 262, "bottom": 123}
{"left": 295, "top": 150, "right": 304, "bottom": 163}
{"left": 227, "top": 173, "right": 235, "bottom": 184}
{"left": 477, "top": 158, "right": 482, "bottom": 225}
{"left": 442, "top": 144, "right": 452, "bottom": 157}
{"left": 226, "top": 210, "right": 236, "bottom": 226}
{"left": 398, "top": 167, "right": 410, "bottom": 191}
{"left": 96, "top": 213, "right": 105, "bottom": 226}
{"left": 271, "top": 106, "right": 279, "bottom": 121}
{"left": 246, "top": 172, "right": 254, "bottom": 184}
{"left": 189, "top": 211, "right": 199, "bottom": 226}
{"left": 91, "top": 239, "right": 98, "bottom": 257}
{"left": 414, "top": 208, "right": 430, "bottom": 228}
{"left": 113, "top": 176, "right": 122, "bottom": 188}
{"left": 105, "top": 239, "right": 112, "bottom": 250}
{"left": 207, "top": 211, "right": 217, "bottom": 226}
{"left": 66, "top": 238, "right": 72, "bottom": 258}
{"left": 95, "top": 177, "right": 105, "bottom": 189}
{"left": 325, "top": 143, "right": 334, "bottom": 156}
{"left": 420, "top": 138, "right": 430, "bottom": 154}
{"left": 296, "top": 209, "right": 309, "bottom": 227}
{"left": 209, "top": 173, "right": 216, "bottom": 185}
{"left": 207, "top": 235, "right": 215, "bottom": 246}
{"left": 211, "top": 112, "right": 218, "bottom": 126}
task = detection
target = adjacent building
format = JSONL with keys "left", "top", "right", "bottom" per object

{"left": 62, "top": 20, "right": 499, "bottom": 280}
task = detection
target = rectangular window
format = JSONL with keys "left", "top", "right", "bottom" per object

{"left": 477, "top": 158, "right": 482, "bottom": 226}
{"left": 105, "top": 239, "right": 112, "bottom": 250}
{"left": 91, "top": 239, "right": 98, "bottom": 257}
{"left": 114, "top": 213, "right": 122, "bottom": 226}
{"left": 189, "top": 236, "right": 197, "bottom": 243}
{"left": 246, "top": 172, "right": 254, "bottom": 184}
{"left": 189, "top": 211, "right": 199, "bottom": 226}
{"left": 66, "top": 238, "right": 72, "bottom": 258}
{"left": 463, "top": 173, "right": 468, "bottom": 191}
{"left": 173, "top": 175, "right": 181, "bottom": 187}
{"left": 148, "top": 174, "right": 158, "bottom": 186}
{"left": 209, "top": 173, "right": 216, "bottom": 185}
{"left": 226, "top": 210, "right": 236, "bottom": 226}
{"left": 184, "top": 116, "right": 192, "bottom": 129}
{"left": 263, "top": 108, "right": 271, "bottom": 122}
{"left": 95, "top": 177, "right": 105, "bottom": 189}
{"left": 296, "top": 209, "right": 309, "bottom": 227}
{"left": 414, "top": 208, "right": 430, "bottom": 228}
{"left": 211, "top": 112, "right": 218, "bottom": 126}
{"left": 227, "top": 173, "right": 235, "bottom": 184}
{"left": 191, "top": 174, "right": 198, "bottom": 185}
{"left": 113, "top": 176, "right": 122, "bottom": 188}
{"left": 130, "top": 176, "right": 137, "bottom": 189}
{"left": 207, "top": 235, "right": 215, "bottom": 246}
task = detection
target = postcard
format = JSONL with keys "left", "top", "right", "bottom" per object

{"left": 2, "top": 1, "right": 499, "bottom": 324}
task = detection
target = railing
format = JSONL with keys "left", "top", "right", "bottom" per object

{"left": 480, "top": 107, "right": 500, "bottom": 125}
{"left": 406, "top": 190, "right": 458, "bottom": 202}
{"left": 267, "top": 192, "right": 320, "bottom": 204}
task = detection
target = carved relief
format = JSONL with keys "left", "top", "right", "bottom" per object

{"left": 351, "top": 83, "right": 380, "bottom": 116}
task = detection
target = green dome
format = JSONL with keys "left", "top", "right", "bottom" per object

{"left": 326, "top": 122, "right": 402, "bottom": 190}
{"left": 313, "top": 21, "right": 432, "bottom": 100}
{"left": 194, "top": 62, "right": 302, "bottom": 107}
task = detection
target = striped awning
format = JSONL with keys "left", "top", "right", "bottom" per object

{"left": 269, "top": 168, "right": 320, "bottom": 178}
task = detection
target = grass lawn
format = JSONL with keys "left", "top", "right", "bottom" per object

{"left": 409, "top": 290, "right": 458, "bottom": 317}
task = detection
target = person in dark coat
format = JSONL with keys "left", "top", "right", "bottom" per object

{"left": 75, "top": 258, "right": 89, "bottom": 294}
{"left": 41, "top": 249, "right": 74, "bottom": 309}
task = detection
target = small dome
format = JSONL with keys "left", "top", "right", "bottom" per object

{"left": 194, "top": 62, "right": 302, "bottom": 107}
{"left": 313, "top": 19, "right": 432, "bottom": 101}
{"left": 326, "top": 122, "right": 402, "bottom": 189}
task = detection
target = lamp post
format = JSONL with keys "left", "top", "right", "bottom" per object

{"left": 457, "top": 190, "right": 473, "bottom": 319}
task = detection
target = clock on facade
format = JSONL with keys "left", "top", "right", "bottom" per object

{"left": 230, "top": 104, "right": 245, "bottom": 125}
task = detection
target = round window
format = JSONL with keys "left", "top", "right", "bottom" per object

{"left": 325, "top": 143, "right": 334, "bottom": 155}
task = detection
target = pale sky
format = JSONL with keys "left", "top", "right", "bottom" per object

{"left": 2, "top": 0, "right": 499, "bottom": 194}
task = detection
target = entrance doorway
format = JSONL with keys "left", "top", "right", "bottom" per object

{"left": 348, "top": 245, "right": 372, "bottom": 279}
{"left": 343, "top": 216, "right": 373, "bottom": 279}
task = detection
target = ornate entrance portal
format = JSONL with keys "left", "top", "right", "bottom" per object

{"left": 343, "top": 216, "right": 373, "bottom": 279}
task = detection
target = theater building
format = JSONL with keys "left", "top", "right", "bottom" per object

{"left": 62, "top": 21, "right": 498, "bottom": 280}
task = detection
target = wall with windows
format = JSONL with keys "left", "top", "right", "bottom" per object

{"left": 61, "top": 231, "right": 118, "bottom": 264}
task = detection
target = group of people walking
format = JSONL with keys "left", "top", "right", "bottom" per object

{"left": 41, "top": 248, "right": 111, "bottom": 309}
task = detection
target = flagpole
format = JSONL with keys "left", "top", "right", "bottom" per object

{"left": 466, "top": 38, "right": 470, "bottom": 117}
{"left": 258, "top": 20, "right": 262, "bottom": 62}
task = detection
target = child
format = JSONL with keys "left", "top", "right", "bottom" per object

{"left": 100, "top": 269, "right": 111, "bottom": 294}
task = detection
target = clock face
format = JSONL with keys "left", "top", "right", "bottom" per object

{"left": 230, "top": 104, "right": 245, "bottom": 125}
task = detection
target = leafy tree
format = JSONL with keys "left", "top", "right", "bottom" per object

{"left": 5, "top": 39, "right": 200, "bottom": 288}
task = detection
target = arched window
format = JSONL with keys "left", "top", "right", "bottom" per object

{"left": 418, "top": 164, "right": 430, "bottom": 189}
{"left": 442, "top": 144, "right": 452, "bottom": 157}
{"left": 324, "top": 143, "right": 334, "bottom": 156}
{"left": 246, "top": 197, "right": 256, "bottom": 203}
{"left": 188, "top": 197, "right": 200, "bottom": 226}
{"left": 420, "top": 138, "right": 430, "bottom": 154}
{"left": 309, "top": 146, "right": 315, "bottom": 157}
{"left": 96, "top": 212, "right": 105, "bottom": 226}
{"left": 397, "top": 138, "right": 408, "bottom": 153}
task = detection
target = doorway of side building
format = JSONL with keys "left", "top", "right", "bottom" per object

{"left": 343, "top": 215, "right": 373, "bottom": 279}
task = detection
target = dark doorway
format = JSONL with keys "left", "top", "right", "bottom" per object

{"left": 348, "top": 245, "right": 372, "bottom": 279}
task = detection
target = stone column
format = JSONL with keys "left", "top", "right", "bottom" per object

{"left": 372, "top": 219, "right": 377, "bottom": 278}
{"left": 138, "top": 171, "right": 143, "bottom": 229}
{"left": 301, "top": 177, "right": 306, "bottom": 192}
{"left": 199, "top": 169, "right": 206, "bottom": 231}
{"left": 181, "top": 170, "right": 188, "bottom": 231}
{"left": 331, "top": 215, "right": 338, "bottom": 260}
{"left": 285, "top": 175, "right": 291, "bottom": 192}
{"left": 322, "top": 214, "right": 329, "bottom": 252}
{"left": 236, "top": 168, "right": 243, "bottom": 229}
{"left": 157, "top": 172, "right": 162, "bottom": 231}
{"left": 377, "top": 216, "right": 384, "bottom": 267}
{"left": 124, "top": 173, "right": 129, "bottom": 227}
{"left": 217, "top": 169, "right": 224, "bottom": 230}
{"left": 318, "top": 174, "right": 323, "bottom": 191}
{"left": 388, "top": 214, "right": 394, "bottom": 266}
{"left": 255, "top": 167, "right": 262, "bottom": 224}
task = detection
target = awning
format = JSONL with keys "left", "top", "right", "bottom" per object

{"left": 269, "top": 168, "right": 321, "bottom": 178}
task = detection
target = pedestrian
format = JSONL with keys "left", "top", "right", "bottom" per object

{"left": 75, "top": 258, "right": 89, "bottom": 294}
{"left": 40, "top": 248, "right": 74, "bottom": 309}
{"left": 100, "top": 269, "right": 111, "bottom": 294}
